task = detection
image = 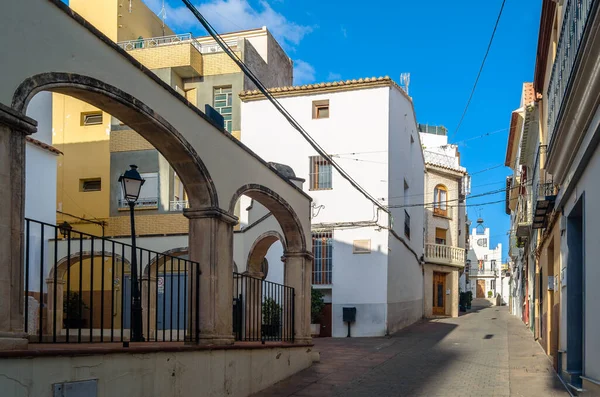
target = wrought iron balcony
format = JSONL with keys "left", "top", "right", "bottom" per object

{"left": 424, "top": 243, "right": 465, "bottom": 267}
{"left": 533, "top": 182, "right": 557, "bottom": 229}
{"left": 547, "top": 0, "right": 594, "bottom": 144}
{"left": 516, "top": 192, "right": 532, "bottom": 238}
{"left": 118, "top": 197, "right": 158, "bottom": 209}
{"left": 169, "top": 200, "right": 189, "bottom": 211}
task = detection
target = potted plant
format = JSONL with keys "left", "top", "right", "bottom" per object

{"left": 487, "top": 290, "right": 493, "bottom": 298}
{"left": 311, "top": 288, "right": 325, "bottom": 337}
{"left": 63, "top": 291, "right": 88, "bottom": 329}
{"left": 262, "top": 298, "right": 281, "bottom": 338}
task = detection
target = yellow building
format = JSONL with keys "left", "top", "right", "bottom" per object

{"left": 54, "top": 0, "right": 173, "bottom": 235}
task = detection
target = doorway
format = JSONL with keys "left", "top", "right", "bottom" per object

{"left": 433, "top": 272, "right": 446, "bottom": 315}
{"left": 476, "top": 279, "right": 485, "bottom": 298}
{"left": 319, "top": 303, "right": 332, "bottom": 337}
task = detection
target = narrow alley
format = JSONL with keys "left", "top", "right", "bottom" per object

{"left": 256, "top": 301, "right": 568, "bottom": 397}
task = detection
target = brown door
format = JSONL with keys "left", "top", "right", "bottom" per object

{"left": 476, "top": 279, "right": 485, "bottom": 298}
{"left": 320, "top": 303, "right": 332, "bottom": 337}
{"left": 432, "top": 272, "right": 446, "bottom": 315}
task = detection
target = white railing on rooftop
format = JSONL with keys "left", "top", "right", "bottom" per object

{"left": 547, "top": 0, "right": 594, "bottom": 146}
{"left": 117, "top": 33, "right": 239, "bottom": 54}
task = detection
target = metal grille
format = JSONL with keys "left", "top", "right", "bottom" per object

{"left": 232, "top": 272, "right": 295, "bottom": 342}
{"left": 213, "top": 87, "right": 233, "bottom": 132}
{"left": 312, "top": 231, "right": 333, "bottom": 284}
{"left": 23, "top": 218, "right": 200, "bottom": 343}
{"left": 309, "top": 156, "right": 332, "bottom": 190}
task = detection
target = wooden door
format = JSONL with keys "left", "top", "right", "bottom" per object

{"left": 476, "top": 279, "right": 485, "bottom": 298}
{"left": 320, "top": 303, "right": 332, "bottom": 337}
{"left": 432, "top": 272, "right": 446, "bottom": 315}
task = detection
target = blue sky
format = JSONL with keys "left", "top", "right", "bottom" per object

{"left": 143, "top": 0, "right": 542, "bottom": 260}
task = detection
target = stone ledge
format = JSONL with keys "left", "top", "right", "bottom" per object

{"left": 0, "top": 341, "right": 313, "bottom": 359}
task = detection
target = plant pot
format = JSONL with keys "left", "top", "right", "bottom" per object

{"left": 310, "top": 323, "right": 320, "bottom": 337}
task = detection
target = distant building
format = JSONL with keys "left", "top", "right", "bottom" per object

{"left": 468, "top": 221, "right": 505, "bottom": 302}
{"left": 419, "top": 125, "right": 470, "bottom": 317}
{"left": 240, "top": 77, "right": 425, "bottom": 337}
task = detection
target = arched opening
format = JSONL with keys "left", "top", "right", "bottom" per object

{"left": 17, "top": 73, "right": 216, "bottom": 342}
{"left": 246, "top": 230, "right": 285, "bottom": 282}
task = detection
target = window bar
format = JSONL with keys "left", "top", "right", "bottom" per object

{"left": 89, "top": 240, "right": 94, "bottom": 342}
{"left": 24, "top": 219, "right": 30, "bottom": 334}
{"left": 111, "top": 242, "right": 115, "bottom": 342}
{"left": 163, "top": 255, "right": 167, "bottom": 342}
{"left": 183, "top": 259, "right": 187, "bottom": 342}
{"left": 100, "top": 241, "right": 105, "bottom": 342}
{"left": 38, "top": 224, "right": 44, "bottom": 343}
{"left": 170, "top": 255, "right": 174, "bottom": 342}
{"left": 52, "top": 226, "right": 58, "bottom": 342}
{"left": 146, "top": 251, "right": 151, "bottom": 341}
{"left": 177, "top": 258, "right": 181, "bottom": 341}
{"left": 195, "top": 261, "right": 200, "bottom": 342}
{"left": 66, "top": 229, "right": 72, "bottom": 343}
{"left": 155, "top": 253, "right": 159, "bottom": 342}
{"left": 78, "top": 234, "right": 83, "bottom": 343}
{"left": 120, "top": 244, "right": 125, "bottom": 342}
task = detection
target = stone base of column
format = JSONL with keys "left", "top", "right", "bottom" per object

{"left": 0, "top": 332, "right": 28, "bottom": 350}
{"left": 293, "top": 336, "right": 313, "bottom": 345}
{"left": 185, "top": 334, "right": 235, "bottom": 346}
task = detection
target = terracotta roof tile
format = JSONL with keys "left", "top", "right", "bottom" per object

{"left": 26, "top": 136, "right": 62, "bottom": 155}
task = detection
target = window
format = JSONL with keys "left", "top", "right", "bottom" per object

{"left": 353, "top": 239, "right": 371, "bottom": 254}
{"left": 476, "top": 238, "right": 488, "bottom": 247}
{"left": 435, "top": 228, "right": 447, "bottom": 245}
{"left": 81, "top": 111, "right": 103, "bottom": 126}
{"left": 213, "top": 87, "right": 232, "bottom": 132}
{"left": 433, "top": 184, "right": 448, "bottom": 216}
{"left": 404, "top": 210, "right": 411, "bottom": 239}
{"left": 478, "top": 260, "right": 484, "bottom": 271}
{"left": 171, "top": 172, "right": 188, "bottom": 211}
{"left": 312, "top": 100, "right": 329, "bottom": 119}
{"left": 484, "top": 254, "right": 488, "bottom": 260}
{"left": 309, "top": 156, "right": 332, "bottom": 190}
{"left": 119, "top": 172, "right": 159, "bottom": 208}
{"left": 312, "top": 231, "right": 332, "bottom": 284}
{"left": 491, "top": 279, "right": 496, "bottom": 291}
{"left": 491, "top": 260, "right": 497, "bottom": 270}
{"left": 80, "top": 178, "right": 101, "bottom": 192}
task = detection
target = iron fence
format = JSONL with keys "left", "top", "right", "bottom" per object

{"left": 232, "top": 272, "right": 295, "bottom": 343}
{"left": 23, "top": 218, "right": 200, "bottom": 344}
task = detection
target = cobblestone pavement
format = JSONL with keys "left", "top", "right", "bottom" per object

{"left": 254, "top": 301, "right": 569, "bottom": 397}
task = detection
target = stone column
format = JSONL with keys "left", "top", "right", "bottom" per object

{"left": 184, "top": 207, "right": 237, "bottom": 345}
{"left": 0, "top": 103, "right": 36, "bottom": 350}
{"left": 283, "top": 251, "right": 313, "bottom": 344}
{"left": 46, "top": 278, "right": 66, "bottom": 338}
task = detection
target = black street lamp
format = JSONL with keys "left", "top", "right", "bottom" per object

{"left": 119, "top": 165, "right": 145, "bottom": 342}
{"left": 59, "top": 221, "right": 72, "bottom": 239}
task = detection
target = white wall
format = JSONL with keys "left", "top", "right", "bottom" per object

{"left": 24, "top": 92, "right": 58, "bottom": 292}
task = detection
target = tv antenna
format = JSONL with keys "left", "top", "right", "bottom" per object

{"left": 399, "top": 73, "right": 411, "bottom": 96}
{"left": 158, "top": 0, "right": 167, "bottom": 29}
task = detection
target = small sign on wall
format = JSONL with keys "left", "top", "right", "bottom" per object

{"left": 561, "top": 267, "right": 567, "bottom": 287}
{"left": 547, "top": 276, "right": 554, "bottom": 291}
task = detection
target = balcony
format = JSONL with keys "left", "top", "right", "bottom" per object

{"left": 516, "top": 193, "right": 532, "bottom": 238}
{"left": 117, "top": 33, "right": 204, "bottom": 77}
{"left": 424, "top": 243, "right": 465, "bottom": 267}
{"left": 169, "top": 200, "right": 189, "bottom": 212}
{"left": 118, "top": 197, "right": 158, "bottom": 209}
{"left": 547, "top": 0, "right": 594, "bottom": 143}
{"left": 532, "top": 182, "right": 557, "bottom": 229}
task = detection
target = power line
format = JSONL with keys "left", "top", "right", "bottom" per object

{"left": 386, "top": 185, "right": 518, "bottom": 209}
{"left": 181, "top": 0, "right": 390, "bottom": 215}
{"left": 451, "top": 0, "right": 507, "bottom": 140}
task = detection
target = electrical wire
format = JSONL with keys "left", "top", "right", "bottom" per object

{"left": 181, "top": 0, "right": 389, "bottom": 215}
{"left": 451, "top": 0, "right": 507, "bottom": 140}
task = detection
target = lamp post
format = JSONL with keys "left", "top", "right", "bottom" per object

{"left": 59, "top": 221, "right": 72, "bottom": 239}
{"left": 119, "top": 165, "right": 145, "bottom": 342}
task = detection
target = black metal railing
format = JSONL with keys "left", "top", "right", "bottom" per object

{"left": 23, "top": 218, "right": 200, "bottom": 344}
{"left": 232, "top": 272, "right": 294, "bottom": 343}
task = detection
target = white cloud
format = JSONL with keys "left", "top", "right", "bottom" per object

{"left": 327, "top": 72, "right": 342, "bottom": 81}
{"left": 143, "top": 0, "right": 313, "bottom": 49}
{"left": 293, "top": 60, "right": 315, "bottom": 85}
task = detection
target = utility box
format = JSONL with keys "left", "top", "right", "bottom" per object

{"left": 343, "top": 307, "right": 356, "bottom": 323}
{"left": 53, "top": 380, "right": 98, "bottom": 397}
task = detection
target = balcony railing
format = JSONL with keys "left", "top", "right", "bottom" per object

{"left": 117, "top": 33, "right": 239, "bottom": 55}
{"left": 169, "top": 200, "right": 189, "bottom": 211}
{"left": 547, "top": 0, "right": 594, "bottom": 144}
{"left": 424, "top": 243, "right": 466, "bottom": 267}
{"left": 118, "top": 197, "right": 158, "bottom": 209}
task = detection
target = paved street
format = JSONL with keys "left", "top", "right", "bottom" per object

{"left": 255, "top": 301, "right": 568, "bottom": 397}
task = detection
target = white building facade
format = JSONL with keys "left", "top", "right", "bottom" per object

{"left": 468, "top": 225, "right": 507, "bottom": 302}
{"left": 240, "top": 77, "right": 425, "bottom": 337}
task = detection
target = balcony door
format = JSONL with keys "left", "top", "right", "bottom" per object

{"left": 432, "top": 272, "right": 446, "bottom": 315}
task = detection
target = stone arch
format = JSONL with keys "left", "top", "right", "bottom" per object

{"left": 13, "top": 72, "right": 217, "bottom": 209}
{"left": 49, "top": 251, "right": 131, "bottom": 280}
{"left": 143, "top": 247, "right": 189, "bottom": 277}
{"left": 246, "top": 230, "right": 286, "bottom": 276}
{"left": 229, "top": 184, "right": 306, "bottom": 253}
